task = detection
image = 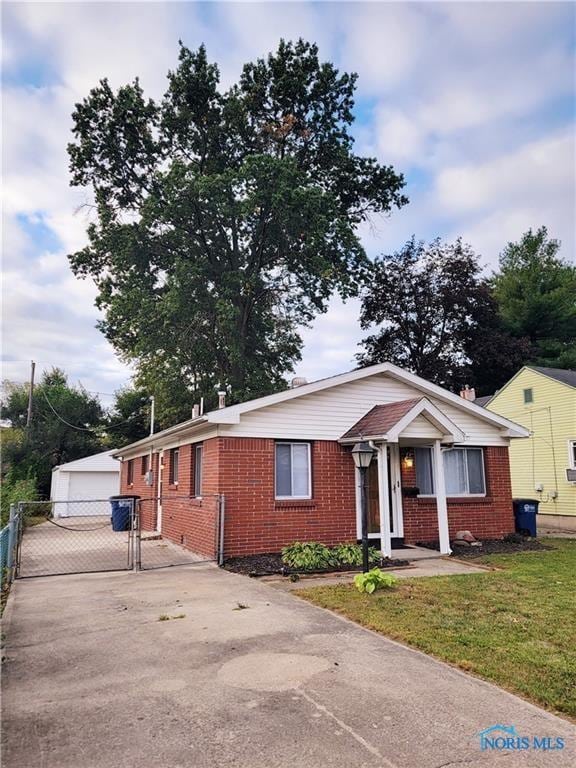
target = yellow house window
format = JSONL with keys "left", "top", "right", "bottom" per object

{"left": 569, "top": 440, "right": 576, "bottom": 470}
{"left": 523, "top": 388, "right": 533, "bottom": 404}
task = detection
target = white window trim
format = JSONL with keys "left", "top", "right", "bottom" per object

{"left": 275, "top": 441, "right": 312, "bottom": 500}
{"left": 568, "top": 440, "right": 576, "bottom": 470}
{"left": 193, "top": 444, "right": 203, "bottom": 498}
{"left": 416, "top": 447, "right": 486, "bottom": 498}
{"left": 170, "top": 448, "right": 179, "bottom": 486}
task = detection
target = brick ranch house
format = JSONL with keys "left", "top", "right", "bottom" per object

{"left": 113, "top": 362, "right": 529, "bottom": 560}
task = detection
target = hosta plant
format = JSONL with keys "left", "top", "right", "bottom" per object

{"left": 332, "top": 543, "right": 381, "bottom": 566}
{"left": 281, "top": 541, "right": 334, "bottom": 571}
{"left": 354, "top": 568, "right": 398, "bottom": 594}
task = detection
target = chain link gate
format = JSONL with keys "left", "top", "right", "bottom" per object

{"left": 9, "top": 495, "right": 224, "bottom": 579}
{"left": 13, "top": 499, "right": 138, "bottom": 578}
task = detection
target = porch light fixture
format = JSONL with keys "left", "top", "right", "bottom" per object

{"left": 402, "top": 449, "right": 414, "bottom": 470}
{"left": 351, "top": 442, "right": 375, "bottom": 572}
{"left": 351, "top": 441, "right": 375, "bottom": 469}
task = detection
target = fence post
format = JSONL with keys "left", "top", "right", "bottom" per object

{"left": 218, "top": 495, "right": 225, "bottom": 566}
{"left": 6, "top": 503, "right": 18, "bottom": 582}
{"left": 133, "top": 499, "right": 141, "bottom": 572}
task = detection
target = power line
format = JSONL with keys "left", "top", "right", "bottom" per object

{"left": 40, "top": 389, "right": 146, "bottom": 433}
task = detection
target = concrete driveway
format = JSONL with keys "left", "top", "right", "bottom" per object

{"left": 2, "top": 566, "right": 574, "bottom": 768}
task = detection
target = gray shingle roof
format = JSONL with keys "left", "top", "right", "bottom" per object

{"left": 341, "top": 398, "right": 423, "bottom": 440}
{"left": 529, "top": 366, "right": 576, "bottom": 389}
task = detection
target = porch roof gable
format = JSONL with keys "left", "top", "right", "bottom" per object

{"left": 340, "top": 397, "right": 466, "bottom": 443}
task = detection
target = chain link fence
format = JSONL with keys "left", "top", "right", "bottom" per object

{"left": 4, "top": 494, "right": 224, "bottom": 581}
{"left": 136, "top": 495, "right": 223, "bottom": 570}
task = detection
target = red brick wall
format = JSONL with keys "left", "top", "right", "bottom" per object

{"left": 158, "top": 441, "right": 221, "bottom": 559}
{"left": 400, "top": 446, "right": 514, "bottom": 543}
{"left": 120, "top": 438, "right": 514, "bottom": 558}
{"left": 120, "top": 443, "right": 220, "bottom": 559}
{"left": 120, "top": 453, "right": 158, "bottom": 530}
{"left": 217, "top": 438, "right": 357, "bottom": 557}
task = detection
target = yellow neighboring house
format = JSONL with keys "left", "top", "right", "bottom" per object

{"left": 482, "top": 367, "right": 576, "bottom": 530}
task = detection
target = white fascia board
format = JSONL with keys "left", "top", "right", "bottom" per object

{"left": 383, "top": 364, "right": 530, "bottom": 438}
{"left": 112, "top": 417, "right": 209, "bottom": 458}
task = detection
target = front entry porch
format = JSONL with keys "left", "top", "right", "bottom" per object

{"left": 341, "top": 397, "right": 466, "bottom": 558}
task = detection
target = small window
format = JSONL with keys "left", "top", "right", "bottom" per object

{"left": 523, "top": 388, "right": 533, "bottom": 404}
{"left": 141, "top": 454, "right": 149, "bottom": 475}
{"left": 127, "top": 459, "right": 134, "bottom": 485}
{"left": 569, "top": 440, "right": 576, "bottom": 470}
{"left": 275, "top": 442, "right": 311, "bottom": 498}
{"left": 169, "top": 448, "right": 179, "bottom": 485}
{"left": 193, "top": 444, "right": 203, "bottom": 497}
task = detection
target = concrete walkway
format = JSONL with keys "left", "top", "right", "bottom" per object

{"left": 2, "top": 566, "right": 574, "bottom": 768}
{"left": 266, "top": 556, "right": 489, "bottom": 591}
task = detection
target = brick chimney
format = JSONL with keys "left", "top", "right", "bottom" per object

{"left": 192, "top": 403, "right": 200, "bottom": 419}
{"left": 459, "top": 385, "right": 476, "bottom": 401}
{"left": 218, "top": 391, "right": 226, "bottom": 409}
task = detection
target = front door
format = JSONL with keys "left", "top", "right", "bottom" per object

{"left": 363, "top": 446, "right": 403, "bottom": 539}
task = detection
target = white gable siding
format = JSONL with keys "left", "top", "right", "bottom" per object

{"left": 221, "top": 373, "right": 508, "bottom": 446}
{"left": 57, "top": 451, "right": 119, "bottom": 473}
{"left": 400, "top": 414, "right": 443, "bottom": 439}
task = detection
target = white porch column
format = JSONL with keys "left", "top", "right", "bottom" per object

{"left": 377, "top": 444, "right": 392, "bottom": 558}
{"left": 433, "top": 440, "right": 451, "bottom": 554}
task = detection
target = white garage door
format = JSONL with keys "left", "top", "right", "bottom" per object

{"left": 64, "top": 472, "right": 120, "bottom": 516}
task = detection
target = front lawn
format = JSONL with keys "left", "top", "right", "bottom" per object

{"left": 298, "top": 538, "right": 576, "bottom": 719}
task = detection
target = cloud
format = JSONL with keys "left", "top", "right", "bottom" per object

{"left": 339, "top": 3, "right": 428, "bottom": 94}
{"left": 436, "top": 131, "right": 574, "bottom": 214}
{"left": 2, "top": 1, "right": 574, "bottom": 395}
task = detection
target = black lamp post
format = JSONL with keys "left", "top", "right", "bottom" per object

{"left": 352, "top": 441, "right": 375, "bottom": 573}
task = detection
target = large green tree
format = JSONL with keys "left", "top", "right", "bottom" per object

{"left": 1, "top": 369, "right": 104, "bottom": 497}
{"left": 492, "top": 227, "right": 576, "bottom": 369}
{"left": 101, "top": 387, "right": 151, "bottom": 447}
{"left": 67, "top": 40, "right": 407, "bottom": 420}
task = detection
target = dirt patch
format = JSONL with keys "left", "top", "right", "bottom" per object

{"left": 223, "top": 552, "right": 409, "bottom": 577}
{"left": 417, "top": 536, "right": 552, "bottom": 559}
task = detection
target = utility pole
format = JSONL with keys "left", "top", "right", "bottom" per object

{"left": 26, "top": 360, "right": 36, "bottom": 427}
{"left": 149, "top": 395, "right": 155, "bottom": 436}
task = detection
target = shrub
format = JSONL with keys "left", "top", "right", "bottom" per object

{"left": 332, "top": 543, "right": 382, "bottom": 566}
{"left": 281, "top": 541, "right": 334, "bottom": 570}
{"left": 0, "top": 470, "right": 39, "bottom": 527}
{"left": 354, "top": 568, "right": 398, "bottom": 594}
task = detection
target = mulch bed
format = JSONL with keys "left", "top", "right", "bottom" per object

{"left": 417, "top": 535, "right": 552, "bottom": 559}
{"left": 223, "top": 552, "right": 409, "bottom": 577}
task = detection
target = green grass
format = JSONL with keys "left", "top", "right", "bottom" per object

{"left": 298, "top": 539, "right": 576, "bottom": 719}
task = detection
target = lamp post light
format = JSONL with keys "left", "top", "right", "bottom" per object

{"left": 351, "top": 441, "right": 375, "bottom": 573}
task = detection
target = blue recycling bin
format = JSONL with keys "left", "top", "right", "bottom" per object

{"left": 513, "top": 499, "right": 539, "bottom": 537}
{"left": 109, "top": 495, "right": 139, "bottom": 532}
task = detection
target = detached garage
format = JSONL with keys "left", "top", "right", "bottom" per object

{"left": 50, "top": 451, "right": 120, "bottom": 517}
